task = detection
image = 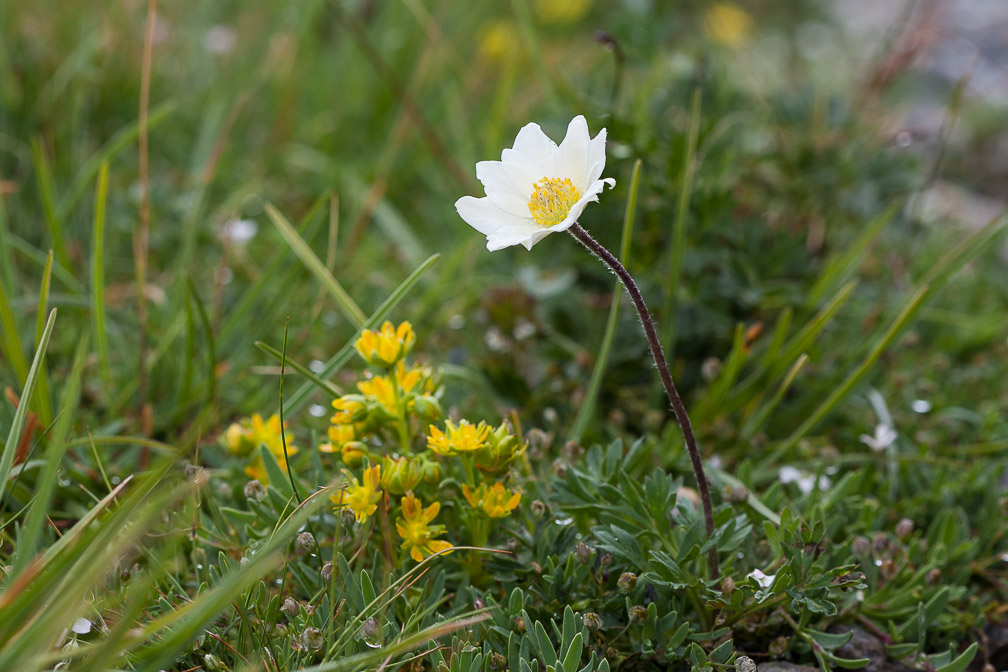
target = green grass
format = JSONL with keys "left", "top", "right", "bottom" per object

{"left": 1, "top": 1, "right": 1006, "bottom": 670}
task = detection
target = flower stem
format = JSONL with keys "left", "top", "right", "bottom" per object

{"left": 388, "top": 365, "right": 412, "bottom": 455}
{"left": 568, "top": 223, "right": 719, "bottom": 580}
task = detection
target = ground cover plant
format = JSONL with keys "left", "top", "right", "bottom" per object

{"left": 1, "top": 1, "right": 1007, "bottom": 670}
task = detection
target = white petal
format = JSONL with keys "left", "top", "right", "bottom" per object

{"left": 455, "top": 196, "right": 525, "bottom": 236}
{"left": 557, "top": 115, "right": 590, "bottom": 189}
{"left": 499, "top": 149, "right": 542, "bottom": 196}
{"left": 487, "top": 227, "right": 546, "bottom": 251}
{"left": 476, "top": 160, "right": 533, "bottom": 216}
{"left": 72, "top": 618, "right": 91, "bottom": 635}
{"left": 511, "top": 122, "right": 558, "bottom": 173}
{"left": 586, "top": 127, "right": 607, "bottom": 185}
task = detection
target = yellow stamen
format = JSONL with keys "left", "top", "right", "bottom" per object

{"left": 528, "top": 177, "right": 581, "bottom": 228}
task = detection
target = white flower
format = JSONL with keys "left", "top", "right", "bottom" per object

{"left": 859, "top": 423, "right": 897, "bottom": 452}
{"left": 778, "top": 465, "right": 831, "bottom": 495}
{"left": 456, "top": 115, "right": 615, "bottom": 251}
{"left": 748, "top": 568, "right": 775, "bottom": 589}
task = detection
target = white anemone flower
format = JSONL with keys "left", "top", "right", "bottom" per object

{"left": 456, "top": 115, "right": 615, "bottom": 251}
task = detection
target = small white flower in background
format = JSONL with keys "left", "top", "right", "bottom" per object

{"left": 860, "top": 423, "right": 897, "bottom": 452}
{"left": 779, "top": 465, "right": 831, "bottom": 495}
{"left": 456, "top": 115, "right": 615, "bottom": 251}
{"left": 71, "top": 617, "right": 91, "bottom": 635}
{"left": 748, "top": 568, "right": 775, "bottom": 589}
{"left": 219, "top": 218, "right": 258, "bottom": 246}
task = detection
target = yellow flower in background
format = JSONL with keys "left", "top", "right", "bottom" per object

{"left": 703, "top": 3, "right": 753, "bottom": 48}
{"left": 222, "top": 413, "right": 297, "bottom": 484}
{"left": 244, "top": 454, "right": 288, "bottom": 484}
{"left": 462, "top": 482, "right": 522, "bottom": 518}
{"left": 333, "top": 465, "right": 382, "bottom": 523}
{"left": 426, "top": 419, "right": 491, "bottom": 457}
{"left": 326, "top": 422, "right": 356, "bottom": 447}
{"left": 395, "top": 492, "right": 452, "bottom": 562}
{"left": 355, "top": 321, "right": 415, "bottom": 368}
{"left": 455, "top": 115, "right": 614, "bottom": 251}
{"left": 534, "top": 0, "right": 591, "bottom": 24}
{"left": 479, "top": 20, "right": 521, "bottom": 64}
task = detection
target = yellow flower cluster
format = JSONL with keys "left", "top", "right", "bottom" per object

{"left": 222, "top": 413, "right": 297, "bottom": 483}
{"left": 212, "top": 321, "right": 526, "bottom": 567}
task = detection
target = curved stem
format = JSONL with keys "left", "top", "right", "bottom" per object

{"left": 568, "top": 223, "right": 719, "bottom": 580}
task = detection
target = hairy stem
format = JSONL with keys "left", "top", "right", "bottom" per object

{"left": 568, "top": 223, "right": 718, "bottom": 579}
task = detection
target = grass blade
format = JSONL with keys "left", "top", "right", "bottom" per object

{"left": 0, "top": 275, "right": 29, "bottom": 386}
{"left": 90, "top": 161, "right": 111, "bottom": 383}
{"left": 569, "top": 158, "right": 641, "bottom": 442}
{"left": 778, "top": 211, "right": 1007, "bottom": 454}
{"left": 255, "top": 341, "right": 342, "bottom": 398}
{"left": 30, "top": 138, "right": 70, "bottom": 269}
{"left": 265, "top": 203, "right": 367, "bottom": 328}
{"left": 808, "top": 202, "right": 899, "bottom": 305}
{"left": 663, "top": 86, "right": 702, "bottom": 354}
{"left": 286, "top": 253, "right": 440, "bottom": 414}
{"left": 11, "top": 333, "right": 88, "bottom": 578}
{"left": 32, "top": 250, "right": 54, "bottom": 427}
{"left": 1, "top": 309, "right": 56, "bottom": 493}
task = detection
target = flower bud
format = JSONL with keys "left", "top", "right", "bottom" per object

{"left": 582, "top": 612, "right": 603, "bottom": 631}
{"left": 721, "top": 576, "right": 736, "bottom": 594}
{"left": 490, "top": 652, "right": 508, "bottom": 671}
{"left": 243, "top": 479, "right": 266, "bottom": 502}
{"left": 340, "top": 441, "right": 367, "bottom": 467}
{"left": 282, "top": 597, "right": 299, "bottom": 617}
{"left": 769, "top": 635, "right": 789, "bottom": 658}
{"left": 617, "top": 572, "right": 637, "bottom": 593}
{"left": 301, "top": 626, "right": 324, "bottom": 652}
{"left": 628, "top": 605, "right": 648, "bottom": 623}
{"left": 574, "top": 542, "right": 593, "bottom": 565}
{"left": 412, "top": 395, "right": 442, "bottom": 420}
{"left": 926, "top": 568, "right": 941, "bottom": 585}
{"left": 530, "top": 500, "right": 548, "bottom": 517}
{"left": 895, "top": 518, "right": 914, "bottom": 539}
{"left": 514, "top": 617, "right": 526, "bottom": 633}
{"left": 320, "top": 562, "right": 334, "bottom": 582}
{"left": 203, "top": 653, "right": 226, "bottom": 671}
{"left": 852, "top": 535, "right": 871, "bottom": 556}
{"left": 723, "top": 484, "right": 749, "bottom": 503}
{"left": 297, "top": 532, "right": 315, "bottom": 551}
{"left": 735, "top": 656, "right": 757, "bottom": 672}
{"left": 380, "top": 457, "right": 422, "bottom": 495}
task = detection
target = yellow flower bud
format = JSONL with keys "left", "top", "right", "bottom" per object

{"left": 340, "top": 441, "right": 368, "bottom": 467}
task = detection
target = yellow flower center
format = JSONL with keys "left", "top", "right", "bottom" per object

{"left": 528, "top": 177, "right": 581, "bottom": 228}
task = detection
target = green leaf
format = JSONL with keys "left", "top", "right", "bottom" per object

{"left": 808, "top": 628, "right": 854, "bottom": 650}
{"left": 822, "top": 651, "right": 870, "bottom": 670}
{"left": 534, "top": 618, "right": 558, "bottom": 667}
{"left": 561, "top": 633, "right": 582, "bottom": 672}
{"left": 259, "top": 443, "right": 294, "bottom": 498}
{"left": 934, "top": 643, "right": 978, "bottom": 672}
